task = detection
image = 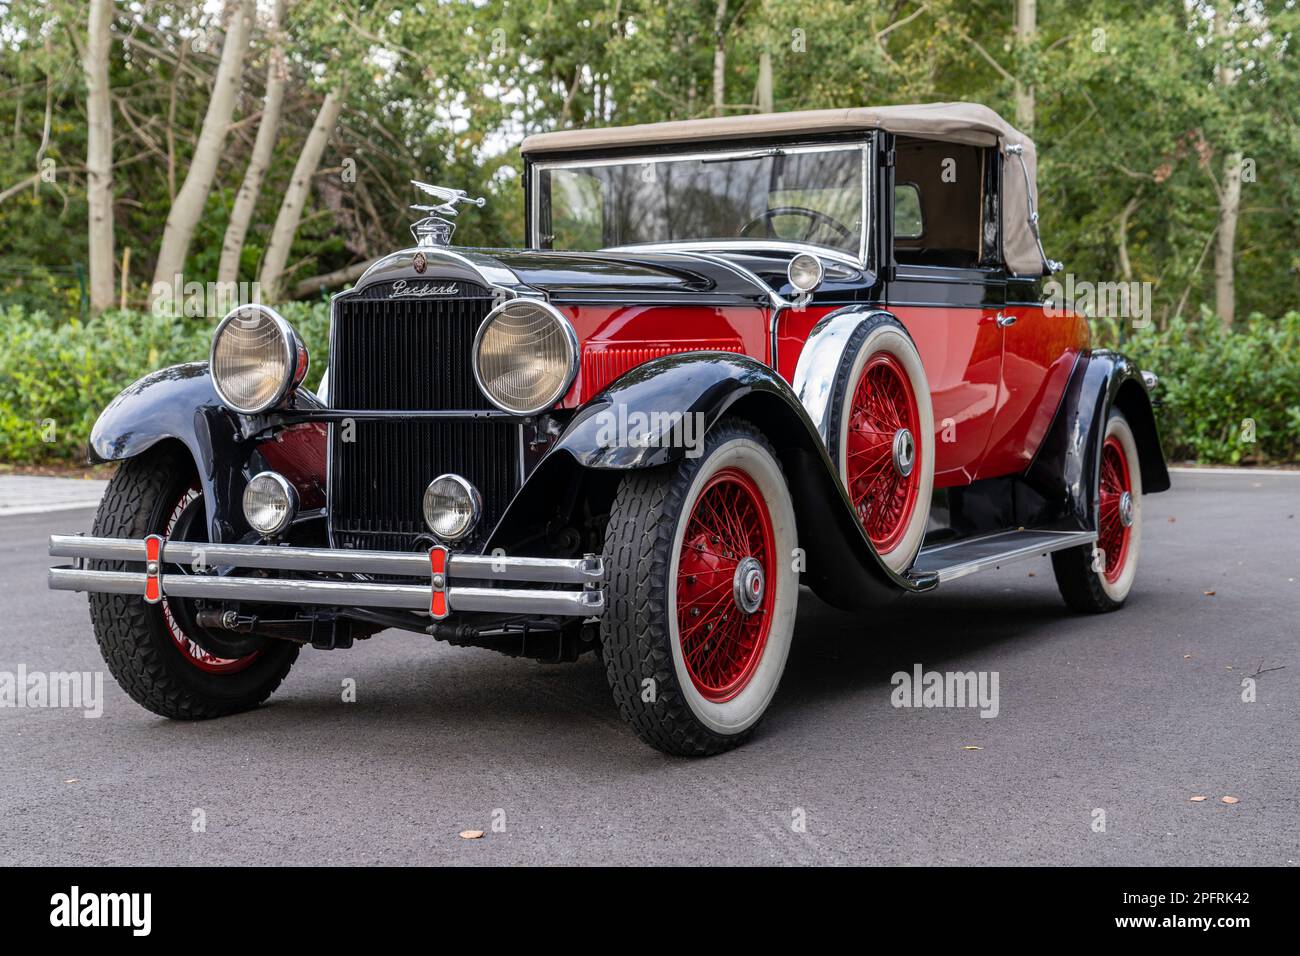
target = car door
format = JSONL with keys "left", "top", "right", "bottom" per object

{"left": 974, "top": 266, "right": 1090, "bottom": 477}
{"left": 887, "top": 266, "right": 1004, "bottom": 488}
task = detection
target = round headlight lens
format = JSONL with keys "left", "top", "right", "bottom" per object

{"left": 243, "top": 471, "right": 298, "bottom": 536}
{"left": 422, "top": 474, "right": 482, "bottom": 541}
{"left": 472, "top": 299, "right": 577, "bottom": 415}
{"left": 787, "top": 253, "right": 824, "bottom": 293}
{"left": 211, "top": 304, "right": 305, "bottom": 414}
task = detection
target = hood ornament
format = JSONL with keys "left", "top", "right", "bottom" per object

{"left": 409, "top": 180, "right": 486, "bottom": 248}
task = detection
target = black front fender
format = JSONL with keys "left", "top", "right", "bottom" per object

{"left": 1025, "top": 349, "right": 1171, "bottom": 532}
{"left": 490, "top": 352, "right": 937, "bottom": 607}
{"left": 89, "top": 363, "right": 253, "bottom": 542}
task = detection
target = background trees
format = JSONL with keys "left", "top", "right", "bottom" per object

{"left": 0, "top": 0, "right": 1295, "bottom": 324}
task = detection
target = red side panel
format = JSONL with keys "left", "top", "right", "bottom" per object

{"left": 975, "top": 305, "right": 1089, "bottom": 480}
{"left": 256, "top": 422, "right": 328, "bottom": 509}
{"left": 889, "top": 306, "right": 1003, "bottom": 488}
{"left": 557, "top": 304, "right": 770, "bottom": 406}
{"left": 776, "top": 304, "right": 1001, "bottom": 488}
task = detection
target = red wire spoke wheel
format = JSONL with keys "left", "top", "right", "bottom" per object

{"left": 1051, "top": 411, "right": 1143, "bottom": 614}
{"left": 160, "top": 486, "right": 261, "bottom": 675}
{"left": 845, "top": 352, "right": 922, "bottom": 554}
{"left": 1097, "top": 435, "right": 1133, "bottom": 584}
{"left": 600, "top": 418, "right": 798, "bottom": 755}
{"left": 675, "top": 467, "right": 775, "bottom": 703}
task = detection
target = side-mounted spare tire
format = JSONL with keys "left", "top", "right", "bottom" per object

{"left": 823, "top": 314, "right": 935, "bottom": 573}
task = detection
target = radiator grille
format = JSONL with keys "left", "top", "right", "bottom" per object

{"left": 329, "top": 283, "right": 519, "bottom": 552}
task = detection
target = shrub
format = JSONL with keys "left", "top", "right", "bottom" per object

{"left": 1123, "top": 311, "right": 1300, "bottom": 464}
{"left": 0, "top": 303, "right": 328, "bottom": 463}
{"left": 1, "top": 304, "right": 1296, "bottom": 466}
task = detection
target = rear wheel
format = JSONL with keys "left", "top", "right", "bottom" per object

{"left": 1052, "top": 411, "right": 1144, "bottom": 612}
{"left": 600, "top": 419, "right": 799, "bottom": 756}
{"left": 89, "top": 445, "right": 299, "bottom": 719}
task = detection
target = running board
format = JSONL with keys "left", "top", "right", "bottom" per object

{"left": 914, "top": 529, "right": 1096, "bottom": 583}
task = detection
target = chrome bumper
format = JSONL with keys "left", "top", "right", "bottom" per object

{"left": 47, "top": 534, "right": 605, "bottom": 618}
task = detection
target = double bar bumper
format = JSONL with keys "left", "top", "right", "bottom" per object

{"left": 47, "top": 534, "right": 605, "bottom": 618}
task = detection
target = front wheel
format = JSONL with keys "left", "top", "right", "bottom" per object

{"left": 600, "top": 419, "right": 799, "bottom": 756}
{"left": 1051, "top": 410, "right": 1144, "bottom": 612}
{"left": 89, "top": 444, "right": 299, "bottom": 719}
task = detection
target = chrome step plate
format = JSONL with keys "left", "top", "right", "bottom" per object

{"left": 914, "top": 529, "right": 1097, "bottom": 583}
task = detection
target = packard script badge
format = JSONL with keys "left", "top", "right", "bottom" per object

{"left": 412, "top": 251, "right": 427, "bottom": 273}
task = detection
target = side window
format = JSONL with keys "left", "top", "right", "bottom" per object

{"left": 893, "top": 183, "right": 924, "bottom": 239}
{"left": 892, "top": 138, "right": 988, "bottom": 269}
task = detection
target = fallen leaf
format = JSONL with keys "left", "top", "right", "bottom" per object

{"left": 64, "top": 778, "right": 78, "bottom": 784}
{"left": 1203, "top": 590, "right": 1216, "bottom": 596}
{"left": 1189, "top": 795, "right": 1207, "bottom": 802}
{"left": 1168, "top": 516, "right": 1177, "bottom": 523}
{"left": 962, "top": 745, "right": 983, "bottom": 751}
{"left": 1027, "top": 571, "right": 1036, "bottom": 577}
{"left": 459, "top": 829, "right": 485, "bottom": 840}
{"left": 1221, "top": 796, "right": 1239, "bottom": 805}
{"left": 1183, "top": 654, "right": 1192, "bottom": 660}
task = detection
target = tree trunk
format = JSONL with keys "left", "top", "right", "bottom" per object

{"left": 218, "top": 0, "right": 287, "bottom": 284}
{"left": 84, "top": 0, "right": 115, "bottom": 314}
{"left": 712, "top": 0, "right": 727, "bottom": 116}
{"left": 258, "top": 89, "right": 343, "bottom": 302}
{"left": 1214, "top": 151, "right": 1241, "bottom": 330}
{"left": 291, "top": 256, "right": 378, "bottom": 300}
{"left": 1212, "top": 1, "right": 1239, "bottom": 331}
{"left": 1013, "top": 0, "right": 1035, "bottom": 131}
{"left": 151, "top": 0, "right": 255, "bottom": 290}
{"left": 756, "top": 49, "right": 773, "bottom": 113}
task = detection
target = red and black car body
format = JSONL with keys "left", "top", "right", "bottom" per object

{"left": 49, "top": 103, "right": 1169, "bottom": 754}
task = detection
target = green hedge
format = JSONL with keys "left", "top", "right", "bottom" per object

{"left": 0, "top": 303, "right": 328, "bottom": 463}
{"left": 1, "top": 304, "right": 1297, "bottom": 465}
{"left": 1121, "top": 311, "right": 1300, "bottom": 464}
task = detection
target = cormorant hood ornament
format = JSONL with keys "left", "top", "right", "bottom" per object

{"left": 409, "top": 180, "right": 486, "bottom": 248}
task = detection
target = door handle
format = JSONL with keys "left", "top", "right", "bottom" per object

{"left": 995, "top": 311, "right": 1017, "bottom": 328}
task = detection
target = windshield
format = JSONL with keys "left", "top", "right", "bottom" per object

{"left": 534, "top": 145, "right": 867, "bottom": 258}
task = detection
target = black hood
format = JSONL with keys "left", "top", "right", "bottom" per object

{"left": 346, "top": 247, "right": 779, "bottom": 307}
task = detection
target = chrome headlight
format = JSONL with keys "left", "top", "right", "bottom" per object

{"left": 787, "top": 253, "right": 824, "bottom": 293}
{"left": 472, "top": 299, "right": 578, "bottom": 415}
{"left": 243, "top": 471, "right": 298, "bottom": 536}
{"left": 422, "top": 474, "right": 482, "bottom": 541}
{"left": 210, "top": 304, "right": 307, "bottom": 414}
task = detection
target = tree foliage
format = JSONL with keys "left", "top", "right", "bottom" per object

{"left": 0, "top": 0, "right": 1295, "bottom": 324}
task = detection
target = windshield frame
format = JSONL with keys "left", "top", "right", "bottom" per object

{"left": 527, "top": 140, "right": 872, "bottom": 268}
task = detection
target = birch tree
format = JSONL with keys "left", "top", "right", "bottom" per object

{"left": 257, "top": 89, "right": 344, "bottom": 301}
{"left": 151, "top": 0, "right": 255, "bottom": 289}
{"left": 1212, "top": 0, "right": 1241, "bottom": 331}
{"left": 1014, "top": 0, "right": 1035, "bottom": 131}
{"left": 218, "top": 0, "right": 287, "bottom": 285}
{"left": 712, "top": 0, "right": 727, "bottom": 115}
{"left": 83, "top": 0, "right": 115, "bottom": 313}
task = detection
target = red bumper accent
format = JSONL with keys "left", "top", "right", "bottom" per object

{"left": 429, "top": 545, "right": 448, "bottom": 619}
{"left": 144, "top": 534, "right": 163, "bottom": 604}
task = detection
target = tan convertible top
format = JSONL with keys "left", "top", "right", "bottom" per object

{"left": 521, "top": 102, "right": 1049, "bottom": 276}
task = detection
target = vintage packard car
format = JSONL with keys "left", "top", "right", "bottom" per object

{"left": 48, "top": 103, "right": 1169, "bottom": 755}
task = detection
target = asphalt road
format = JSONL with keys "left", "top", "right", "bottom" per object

{"left": 1, "top": 470, "right": 1296, "bottom": 866}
